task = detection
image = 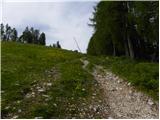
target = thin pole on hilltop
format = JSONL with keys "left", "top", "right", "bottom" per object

{"left": 74, "top": 37, "right": 81, "bottom": 52}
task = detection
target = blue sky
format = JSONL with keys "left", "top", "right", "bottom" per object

{"left": 1, "top": 0, "right": 99, "bottom": 53}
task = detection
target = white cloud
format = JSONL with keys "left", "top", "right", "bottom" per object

{"left": 2, "top": 1, "right": 97, "bottom": 53}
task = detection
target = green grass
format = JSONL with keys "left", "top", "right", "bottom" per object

{"left": 1, "top": 42, "right": 95, "bottom": 118}
{"left": 87, "top": 55, "right": 159, "bottom": 100}
{"left": 1, "top": 42, "right": 159, "bottom": 118}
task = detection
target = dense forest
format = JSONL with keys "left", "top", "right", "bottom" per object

{"left": 87, "top": 1, "right": 159, "bottom": 62}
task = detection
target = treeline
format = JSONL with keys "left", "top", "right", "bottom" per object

{"left": 51, "top": 41, "right": 61, "bottom": 48}
{"left": 1, "top": 23, "right": 46, "bottom": 45}
{"left": 1, "top": 24, "right": 18, "bottom": 41}
{"left": 87, "top": 1, "right": 159, "bottom": 62}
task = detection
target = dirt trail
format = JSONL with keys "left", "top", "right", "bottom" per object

{"left": 81, "top": 58, "right": 159, "bottom": 119}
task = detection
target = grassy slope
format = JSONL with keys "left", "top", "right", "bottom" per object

{"left": 1, "top": 42, "right": 96, "bottom": 118}
{"left": 1, "top": 42, "right": 159, "bottom": 118}
{"left": 87, "top": 56, "right": 159, "bottom": 100}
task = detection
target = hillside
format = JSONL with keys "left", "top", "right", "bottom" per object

{"left": 1, "top": 42, "right": 159, "bottom": 119}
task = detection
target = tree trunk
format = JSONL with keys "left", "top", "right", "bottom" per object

{"left": 113, "top": 44, "right": 116, "bottom": 56}
{"left": 124, "top": 24, "right": 129, "bottom": 57}
{"left": 127, "top": 35, "right": 134, "bottom": 59}
{"left": 124, "top": 41, "right": 129, "bottom": 57}
{"left": 126, "top": 2, "right": 134, "bottom": 59}
{"left": 124, "top": 2, "right": 130, "bottom": 57}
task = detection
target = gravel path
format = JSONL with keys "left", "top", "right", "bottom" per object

{"left": 80, "top": 58, "right": 159, "bottom": 119}
{"left": 93, "top": 65, "right": 159, "bottom": 119}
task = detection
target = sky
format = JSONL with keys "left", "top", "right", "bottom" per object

{"left": 1, "top": 0, "right": 99, "bottom": 53}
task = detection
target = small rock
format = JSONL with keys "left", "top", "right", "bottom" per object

{"left": 84, "top": 107, "right": 88, "bottom": 111}
{"left": 72, "top": 117, "right": 76, "bottom": 119}
{"left": 108, "top": 76, "right": 112, "bottom": 79}
{"left": 15, "top": 83, "right": 19, "bottom": 86}
{"left": 90, "top": 114, "right": 94, "bottom": 118}
{"left": 92, "top": 96, "right": 95, "bottom": 99}
{"left": 108, "top": 116, "right": 113, "bottom": 119}
{"left": 129, "top": 90, "right": 132, "bottom": 94}
{"left": 82, "top": 88, "right": 85, "bottom": 91}
{"left": 117, "top": 80, "right": 122, "bottom": 83}
{"left": 53, "top": 103, "right": 57, "bottom": 107}
{"left": 32, "top": 80, "right": 37, "bottom": 84}
{"left": 111, "top": 88, "right": 116, "bottom": 91}
{"left": 46, "top": 83, "right": 52, "bottom": 86}
{"left": 82, "top": 103, "right": 86, "bottom": 106}
{"left": 92, "top": 93, "right": 96, "bottom": 96}
{"left": 127, "top": 82, "right": 131, "bottom": 86}
{"left": 36, "top": 86, "right": 41, "bottom": 89}
{"left": 48, "top": 74, "right": 52, "bottom": 77}
{"left": 5, "top": 106, "right": 10, "bottom": 110}
{"left": 106, "top": 57, "right": 109, "bottom": 60}
{"left": 25, "top": 93, "right": 32, "bottom": 98}
{"left": 117, "top": 113, "right": 122, "bottom": 117}
{"left": 38, "top": 88, "right": 45, "bottom": 92}
{"left": 12, "top": 115, "right": 18, "bottom": 119}
{"left": 16, "top": 100, "right": 21, "bottom": 104}
{"left": 31, "top": 92, "right": 35, "bottom": 97}
{"left": 32, "top": 94, "right": 35, "bottom": 97}
{"left": 119, "top": 88, "right": 122, "bottom": 90}
{"left": 79, "top": 113, "right": 83, "bottom": 118}
{"left": 116, "top": 87, "right": 119, "bottom": 90}
{"left": 18, "top": 109, "right": 22, "bottom": 113}
{"left": 128, "top": 96, "right": 131, "bottom": 99}
{"left": 1, "top": 90, "right": 5, "bottom": 93}
{"left": 35, "top": 117, "right": 43, "bottom": 119}
{"left": 97, "top": 75, "right": 101, "bottom": 78}
{"left": 98, "top": 100, "right": 102, "bottom": 103}
{"left": 89, "top": 105, "right": 92, "bottom": 109}
{"left": 42, "top": 94, "right": 49, "bottom": 98}
{"left": 45, "top": 98, "right": 49, "bottom": 101}
{"left": 93, "top": 107, "right": 97, "bottom": 112}
{"left": 148, "top": 99, "right": 154, "bottom": 106}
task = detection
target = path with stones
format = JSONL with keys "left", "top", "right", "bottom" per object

{"left": 5, "top": 58, "right": 159, "bottom": 119}
{"left": 80, "top": 58, "right": 159, "bottom": 119}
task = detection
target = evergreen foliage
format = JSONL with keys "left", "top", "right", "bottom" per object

{"left": 1, "top": 23, "right": 46, "bottom": 46}
{"left": 39, "top": 32, "right": 46, "bottom": 45}
{"left": 87, "top": 1, "right": 159, "bottom": 62}
{"left": 1, "top": 23, "right": 18, "bottom": 41}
